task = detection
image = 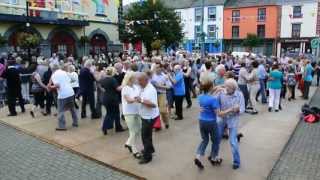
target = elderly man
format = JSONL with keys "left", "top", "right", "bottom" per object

{"left": 79, "top": 60, "right": 99, "bottom": 119}
{"left": 214, "top": 64, "right": 226, "bottom": 86}
{"left": 217, "top": 79, "right": 245, "bottom": 170}
{"left": 136, "top": 72, "right": 159, "bottom": 164}
{"left": 256, "top": 59, "right": 268, "bottom": 104}
{"left": 169, "top": 64, "right": 185, "bottom": 120}
{"left": 151, "top": 62, "right": 170, "bottom": 129}
{"left": 48, "top": 64, "right": 78, "bottom": 131}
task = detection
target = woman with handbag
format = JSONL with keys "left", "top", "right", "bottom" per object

{"left": 30, "top": 64, "right": 48, "bottom": 118}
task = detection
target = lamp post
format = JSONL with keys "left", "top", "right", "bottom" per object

{"left": 26, "top": 0, "right": 31, "bottom": 62}
{"left": 200, "top": 0, "right": 205, "bottom": 58}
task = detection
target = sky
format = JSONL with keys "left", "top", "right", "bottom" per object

{"left": 123, "top": 0, "right": 140, "bottom": 6}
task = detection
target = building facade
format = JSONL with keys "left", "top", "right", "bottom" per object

{"left": 0, "top": 0, "right": 122, "bottom": 58}
{"left": 277, "top": 0, "right": 318, "bottom": 57}
{"left": 174, "top": 0, "right": 225, "bottom": 54}
{"left": 223, "top": 0, "right": 280, "bottom": 56}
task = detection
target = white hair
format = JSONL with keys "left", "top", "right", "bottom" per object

{"left": 215, "top": 64, "right": 225, "bottom": 73}
{"left": 225, "top": 79, "right": 238, "bottom": 90}
{"left": 84, "top": 59, "right": 93, "bottom": 68}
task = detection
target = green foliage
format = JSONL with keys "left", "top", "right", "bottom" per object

{"left": 242, "top": 33, "right": 263, "bottom": 50}
{"left": 0, "top": 34, "right": 7, "bottom": 47}
{"left": 151, "top": 39, "right": 163, "bottom": 50}
{"left": 17, "top": 33, "right": 40, "bottom": 49}
{"left": 123, "top": 0, "right": 183, "bottom": 54}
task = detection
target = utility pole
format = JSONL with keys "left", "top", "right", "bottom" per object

{"left": 200, "top": 0, "right": 205, "bottom": 58}
{"left": 26, "top": 0, "right": 31, "bottom": 62}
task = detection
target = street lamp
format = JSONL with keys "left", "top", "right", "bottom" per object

{"left": 200, "top": 0, "right": 205, "bottom": 58}
{"left": 25, "top": 0, "right": 31, "bottom": 61}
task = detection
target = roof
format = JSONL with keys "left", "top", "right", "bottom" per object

{"left": 160, "top": 0, "right": 226, "bottom": 9}
{"left": 224, "top": 0, "right": 278, "bottom": 8}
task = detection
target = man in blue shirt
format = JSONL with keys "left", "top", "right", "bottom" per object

{"left": 256, "top": 60, "right": 268, "bottom": 103}
{"left": 169, "top": 65, "right": 185, "bottom": 120}
{"left": 303, "top": 60, "right": 314, "bottom": 99}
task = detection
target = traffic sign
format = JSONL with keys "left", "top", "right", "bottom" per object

{"left": 311, "top": 38, "right": 320, "bottom": 49}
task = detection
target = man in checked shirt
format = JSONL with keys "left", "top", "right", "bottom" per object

{"left": 216, "top": 79, "right": 245, "bottom": 170}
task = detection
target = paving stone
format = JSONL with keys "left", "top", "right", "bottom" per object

{"left": 0, "top": 123, "right": 137, "bottom": 180}
{"left": 268, "top": 88, "right": 320, "bottom": 180}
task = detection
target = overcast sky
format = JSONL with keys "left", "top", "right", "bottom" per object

{"left": 123, "top": 0, "right": 140, "bottom": 6}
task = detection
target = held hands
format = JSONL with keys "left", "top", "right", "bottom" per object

{"left": 135, "top": 97, "right": 142, "bottom": 103}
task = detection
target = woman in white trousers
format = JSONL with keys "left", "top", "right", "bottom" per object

{"left": 121, "top": 71, "right": 142, "bottom": 159}
{"left": 268, "top": 64, "right": 283, "bottom": 112}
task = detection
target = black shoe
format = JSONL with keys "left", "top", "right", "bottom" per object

{"left": 81, "top": 114, "right": 87, "bottom": 119}
{"left": 194, "top": 159, "right": 204, "bottom": 169}
{"left": 255, "top": 97, "right": 259, "bottom": 102}
{"left": 125, "top": 144, "right": 133, "bottom": 153}
{"left": 56, "top": 128, "right": 67, "bottom": 131}
{"left": 30, "top": 111, "right": 35, "bottom": 118}
{"left": 186, "top": 104, "right": 192, "bottom": 108}
{"left": 222, "top": 134, "right": 229, "bottom": 139}
{"left": 233, "top": 164, "right": 240, "bottom": 170}
{"left": 139, "top": 158, "right": 152, "bottom": 164}
{"left": 251, "top": 111, "right": 258, "bottom": 115}
{"left": 165, "top": 124, "right": 169, "bottom": 129}
{"left": 72, "top": 124, "right": 79, "bottom": 128}
{"left": 155, "top": 128, "right": 162, "bottom": 132}
{"left": 116, "top": 128, "right": 125, "bottom": 132}
{"left": 175, "top": 117, "right": 183, "bottom": 120}
{"left": 91, "top": 115, "right": 100, "bottom": 119}
{"left": 8, "top": 113, "right": 17, "bottom": 117}
{"left": 268, "top": 107, "right": 272, "bottom": 112}
{"left": 279, "top": 105, "right": 282, "bottom": 110}
{"left": 21, "top": 109, "right": 25, "bottom": 113}
{"left": 247, "top": 107, "right": 253, "bottom": 110}
{"left": 102, "top": 129, "right": 107, "bottom": 135}
{"left": 237, "top": 133, "right": 243, "bottom": 142}
{"left": 208, "top": 157, "right": 223, "bottom": 166}
{"left": 275, "top": 109, "right": 279, "bottom": 112}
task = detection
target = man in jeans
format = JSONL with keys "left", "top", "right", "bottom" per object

{"left": 49, "top": 64, "right": 78, "bottom": 131}
{"left": 136, "top": 73, "right": 159, "bottom": 164}
{"left": 169, "top": 65, "right": 185, "bottom": 120}
{"left": 256, "top": 60, "right": 268, "bottom": 104}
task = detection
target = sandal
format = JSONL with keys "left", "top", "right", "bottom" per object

{"left": 208, "top": 157, "right": 223, "bottom": 166}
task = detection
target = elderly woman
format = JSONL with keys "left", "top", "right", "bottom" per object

{"left": 168, "top": 65, "right": 185, "bottom": 120}
{"left": 68, "top": 65, "right": 79, "bottom": 109}
{"left": 218, "top": 79, "right": 245, "bottom": 170}
{"left": 194, "top": 74, "right": 223, "bottom": 170}
{"left": 182, "top": 59, "right": 192, "bottom": 108}
{"left": 121, "top": 71, "right": 142, "bottom": 158}
{"left": 268, "top": 64, "right": 283, "bottom": 112}
{"left": 99, "top": 67, "right": 123, "bottom": 135}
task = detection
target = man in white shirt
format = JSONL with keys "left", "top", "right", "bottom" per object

{"left": 136, "top": 72, "right": 159, "bottom": 164}
{"left": 49, "top": 64, "right": 78, "bottom": 131}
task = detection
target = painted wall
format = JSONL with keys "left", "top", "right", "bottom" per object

{"left": 176, "top": 5, "right": 224, "bottom": 41}
{"left": 280, "top": 2, "right": 318, "bottom": 38}
{"left": 224, "top": 5, "right": 279, "bottom": 39}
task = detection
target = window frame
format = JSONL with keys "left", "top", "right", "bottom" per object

{"left": 232, "top": 26, "right": 239, "bottom": 38}
{"left": 195, "top": 25, "right": 202, "bottom": 39}
{"left": 257, "top": 24, "right": 265, "bottom": 38}
{"left": 291, "top": 23, "right": 301, "bottom": 38}
{"left": 195, "top": 7, "right": 203, "bottom": 22}
{"left": 207, "top": 7, "right": 216, "bottom": 21}
{"left": 232, "top": 10, "right": 240, "bottom": 23}
{"left": 257, "top": 8, "right": 266, "bottom": 22}
{"left": 292, "top": 6, "right": 302, "bottom": 18}
{"left": 207, "top": 25, "right": 216, "bottom": 38}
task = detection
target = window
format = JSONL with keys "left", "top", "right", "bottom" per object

{"left": 176, "top": 11, "right": 181, "bottom": 20}
{"left": 195, "top": 8, "right": 203, "bottom": 22}
{"left": 195, "top": 25, "right": 202, "bottom": 39}
{"left": 6, "top": 0, "right": 18, "bottom": 4}
{"left": 257, "top": 25, "right": 265, "bottom": 38}
{"left": 207, "top": 25, "right": 216, "bottom": 38}
{"left": 232, "top": 10, "right": 240, "bottom": 23}
{"left": 292, "top": 24, "right": 301, "bottom": 38}
{"left": 232, "top": 26, "right": 239, "bottom": 38}
{"left": 258, "top": 8, "right": 266, "bottom": 21}
{"left": 57, "top": 45, "right": 67, "bottom": 56}
{"left": 293, "top": 6, "right": 302, "bottom": 18}
{"left": 208, "top": 7, "right": 216, "bottom": 21}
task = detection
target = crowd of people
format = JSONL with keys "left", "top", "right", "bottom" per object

{"left": 0, "top": 50, "right": 318, "bottom": 167}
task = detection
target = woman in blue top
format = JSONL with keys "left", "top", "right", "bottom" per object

{"left": 194, "top": 74, "right": 235, "bottom": 170}
{"left": 268, "top": 64, "right": 283, "bottom": 112}
{"left": 303, "top": 60, "right": 314, "bottom": 99}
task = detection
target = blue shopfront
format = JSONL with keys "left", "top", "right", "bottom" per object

{"left": 184, "top": 39, "right": 223, "bottom": 54}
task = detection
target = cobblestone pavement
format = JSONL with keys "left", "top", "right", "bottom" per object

{"left": 268, "top": 88, "right": 320, "bottom": 180}
{"left": 0, "top": 123, "right": 137, "bottom": 180}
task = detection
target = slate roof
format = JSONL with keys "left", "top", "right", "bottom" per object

{"left": 224, "top": 0, "right": 278, "bottom": 8}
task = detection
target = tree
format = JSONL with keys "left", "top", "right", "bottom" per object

{"left": 17, "top": 33, "right": 40, "bottom": 49}
{"left": 123, "top": 0, "right": 183, "bottom": 55}
{"left": 242, "top": 33, "right": 263, "bottom": 52}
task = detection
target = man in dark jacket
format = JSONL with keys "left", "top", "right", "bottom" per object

{"left": 2, "top": 60, "right": 25, "bottom": 116}
{"left": 79, "top": 60, "right": 99, "bottom": 119}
